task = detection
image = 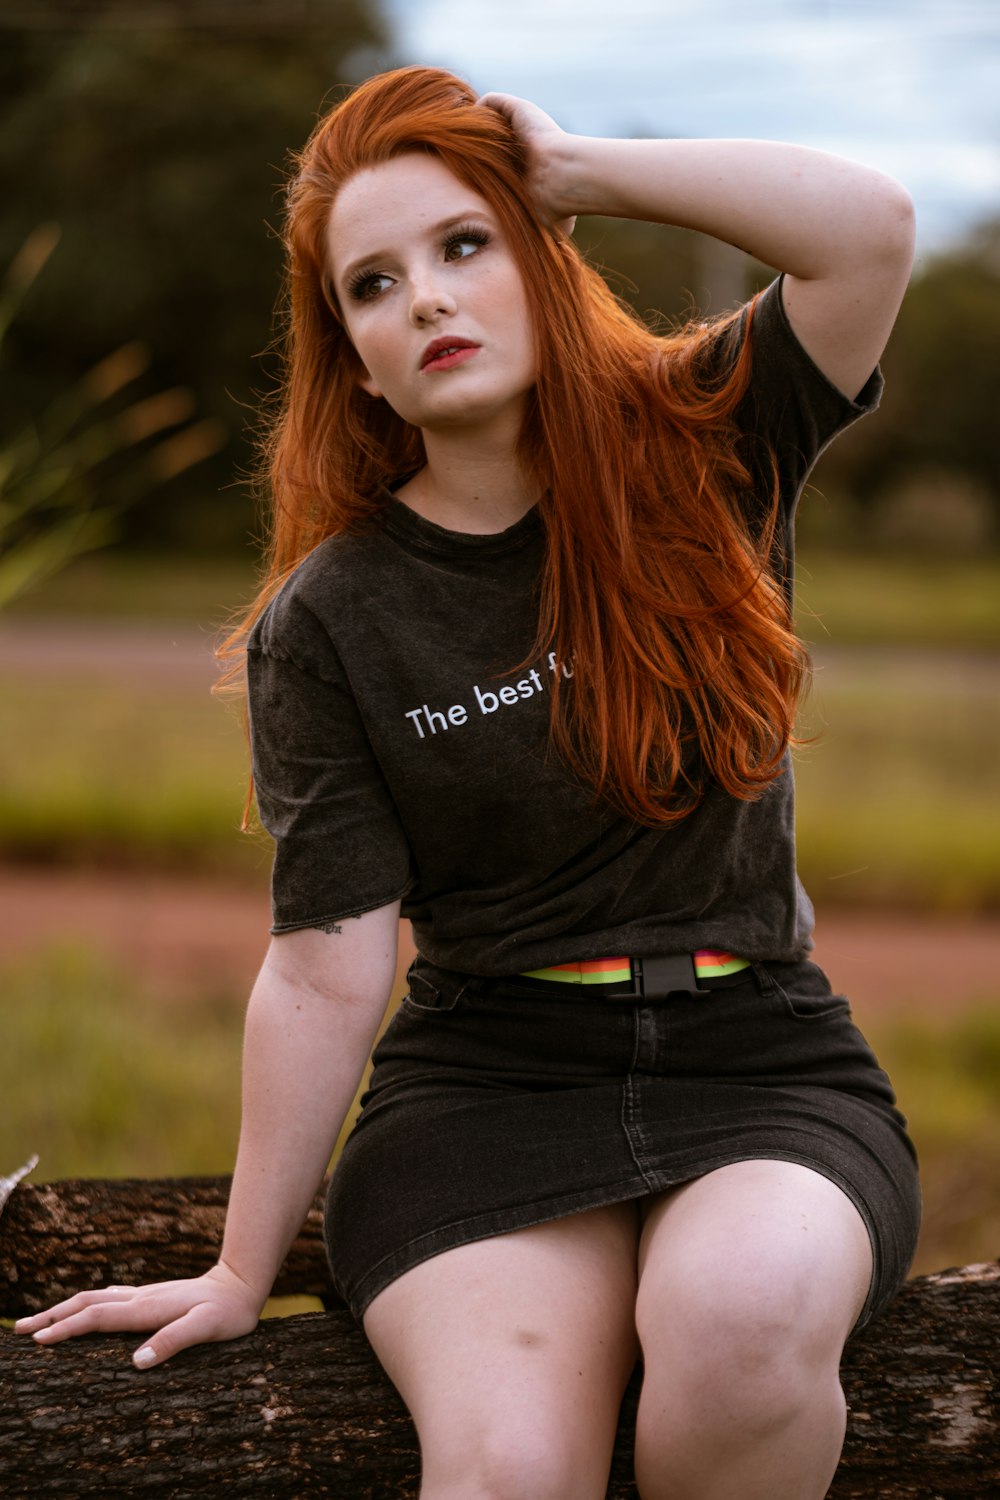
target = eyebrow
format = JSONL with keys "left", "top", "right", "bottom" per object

{"left": 334, "top": 209, "right": 496, "bottom": 290}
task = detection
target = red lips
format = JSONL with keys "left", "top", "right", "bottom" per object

{"left": 420, "top": 337, "right": 480, "bottom": 370}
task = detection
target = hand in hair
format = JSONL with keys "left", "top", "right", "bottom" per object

{"left": 478, "top": 91, "right": 578, "bottom": 237}
{"left": 483, "top": 93, "right": 913, "bottom": 401}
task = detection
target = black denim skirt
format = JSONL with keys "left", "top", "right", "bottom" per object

{"left": 324, "top": 957, "right": 920, "bottom": 1330}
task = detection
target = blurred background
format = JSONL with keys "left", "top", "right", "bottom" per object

{"left": 1, "top": 0, "right": 997, "bottom": 1281}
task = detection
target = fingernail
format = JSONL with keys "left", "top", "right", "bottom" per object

{"left": 133, "top": 1346, "right": 157, "bottom": 1369}
{"left": 14, "top": 1318, "right": 32, "bottom": 1330}
{"left": 32, "top": 1328, "right": 54, "bottom": 1342}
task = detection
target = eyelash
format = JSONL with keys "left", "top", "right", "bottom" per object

{"left": 444, "top": 223, "right": 491, "bottom": 258}
{"left": 345, "top": 223, "right": 492, "bottom": 302}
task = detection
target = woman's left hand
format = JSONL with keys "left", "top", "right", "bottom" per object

{"left": 479, "top": 91, "right": 578, "bottom": 235}
{"left": 14, "top": 1265, "right": 265, "bottom": 1368}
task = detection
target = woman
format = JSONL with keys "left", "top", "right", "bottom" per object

{"left": 17, "top": 67, "right": 920, "bottom": 1500}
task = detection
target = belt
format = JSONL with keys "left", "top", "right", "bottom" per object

{"left": 513, "top": 950, "right": 751, "bottom": 1001}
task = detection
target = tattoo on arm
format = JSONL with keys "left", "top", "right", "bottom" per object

{"left": 312, "top": 916, "right": 361, "bottom": 936}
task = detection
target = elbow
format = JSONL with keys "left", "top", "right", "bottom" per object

{"left": 873, "top": 174, "right": 916, "bottom": 276}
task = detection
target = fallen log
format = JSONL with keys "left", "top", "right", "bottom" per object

{"left": 0, "top": 1175, "right": 336, "bottom": 1314}
{"left": 2, "top": 1176, "right": 997, "bottom": 1497}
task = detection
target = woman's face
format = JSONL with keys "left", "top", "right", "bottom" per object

{"left": 326, "top": 153, "right": 537, "bottom": 441}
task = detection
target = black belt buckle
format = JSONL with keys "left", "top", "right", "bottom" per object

{"left": 631, "top": 954, "right": 710, "bottom": 1001}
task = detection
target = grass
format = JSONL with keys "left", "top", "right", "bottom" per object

{"left": 793, "top": 650, "right": 1000, "bottom": 911}
{"left": 1, "top": 939, "right": 996, "bottom": 1282}
{"left": 0, "top": 942, "right": 245, "bottom": 1180}
{"left": 0, "top": 673, "right": 265, "bottom": 879}
{"left": 865, "top": 1007, "right": 1000, "bottom": 1277}
{"left": 0, "top": 941, "right": 373, "bottom": 1184}
{"left": 5, "top": 549, "right": 258, "bottom": 629}
{"left": 793, "top": 549, "right": 1000, "bottom": 648}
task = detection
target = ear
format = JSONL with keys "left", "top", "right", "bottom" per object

{"left": 357, "top": 367, "right": 383, "bottom": 399}
{"left": 332, "top": 308, "right": 383, "bottom": 399}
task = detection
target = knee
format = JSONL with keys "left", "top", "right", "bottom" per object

{"left": 636, "top": 1274, "right": 844, "bottom": 1435}
{"left": 422, "top": 1425, "right": 590, "bottom": 1500}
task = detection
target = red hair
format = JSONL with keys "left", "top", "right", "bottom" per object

{"left": 221, "top": 65, "right": 807, "bottom": 826}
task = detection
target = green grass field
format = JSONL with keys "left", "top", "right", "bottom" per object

{"left": 793, "top": 550, "right": 1000, "bottom": 648}
{"left": 0, "top": 672, "right": 261, "bottom": 878}
{"left": 793, "top": 649, "right": 1000, "bottom": 911}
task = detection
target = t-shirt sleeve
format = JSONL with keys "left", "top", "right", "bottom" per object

{"left": 690, "top": 275, "right": 882, "bottom": 588}
{"left": 727, "top": 274, "right": 883, "bottom": 534}
{"left": 246, "top": 590, "right": 415, "bottom": 934}
{"left": 742, "top": 272, "right": 882, "bottom": 474}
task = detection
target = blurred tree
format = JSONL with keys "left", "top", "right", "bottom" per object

{"left": 812, "top": 221, "right": 1000, "bottom": 549}
{"left": 2, "top": 6, "right": 995, "bottom": 557}
{"left": 0, "top": 0, "right": 392, "bottom": 551}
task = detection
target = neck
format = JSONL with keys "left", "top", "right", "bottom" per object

{"left": 396, "top": 426, "right": 537, "bottom": 536}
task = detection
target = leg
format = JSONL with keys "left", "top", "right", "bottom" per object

{"left": 633, "top": 1160, "right": 873, "bottom": 1500}
{"left": 363, "top": 1203, "right": 640, "bottom": 1500}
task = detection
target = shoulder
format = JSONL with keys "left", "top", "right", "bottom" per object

{"left": 683, "top": 277, "right": 879, "bottom": 413}
{"left": 741, "top": 276, "right": 883, "bottom": 448}
{"left": 249, "top": 529, "right": 385, "bottom": 676}
{"left": 747, "top": 277, "right": 881, "bottom": 407}
{"left": 685, "top": 276, "right": 883, "bottom": 450}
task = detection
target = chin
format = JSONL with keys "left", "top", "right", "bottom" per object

{"left": 422, "top": 390, "right": 533, "bottom": 435}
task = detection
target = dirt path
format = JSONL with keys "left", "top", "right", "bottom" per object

{"left": 1, "top": 866, "right": 996, "bottom": 1023}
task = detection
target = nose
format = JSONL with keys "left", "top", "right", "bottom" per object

{"left": 408, "top": 268, "right": 457, "bottom": 326}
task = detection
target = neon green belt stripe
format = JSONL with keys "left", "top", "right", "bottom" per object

{"left": 521, "top": 963, "right": 633, "bottom": 985}
{"left": 694, "top": 954, "right": 752, "bottom": 978}
{"left": 521, "top": 954, "right": 751, "bottom": 984}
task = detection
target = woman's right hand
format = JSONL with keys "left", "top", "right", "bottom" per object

{"left": 14, "top": 1260, "right": 264, "bottom": 1369}
{"left": 479, "top": 91, "right": 579, "bottom": 234}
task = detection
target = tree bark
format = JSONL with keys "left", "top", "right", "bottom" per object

{"left": 2, "top": 1177, "right": 997, "bottom": 1497}
{"left": 0, "top": 1175, "right": 337, "bottom": 1315}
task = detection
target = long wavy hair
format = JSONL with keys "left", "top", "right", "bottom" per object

{"left": 221, "top": 65, "right": 807, "bottom": 826}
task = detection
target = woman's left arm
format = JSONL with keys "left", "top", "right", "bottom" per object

{"left": 483, "top": 95, "right": 915, "bottom": 400}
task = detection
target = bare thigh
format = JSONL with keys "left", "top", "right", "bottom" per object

{"left": 636, "top": 1159, "right": 874, "bottom": 1349}
{"left": 363, "top": 1203, "right": 641, "bottom": 1500}
{"left": 630, "top": 1162, "right": 875, "bottom": 1499}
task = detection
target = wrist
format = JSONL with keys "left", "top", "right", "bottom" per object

{"left": 531, "top": 132, "right": 605, "bottom": 223}
{"left": 547, "top": 134, "right": 599, "bottom": 219}
{"left": 212, "top": 1255, "right": 273, "bottom": 1313}
{"left": 548, "top": 134, "right": 648, "bottom": 222}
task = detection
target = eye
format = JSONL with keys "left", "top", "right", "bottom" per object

{"left": 442, "top": 224, "right": 491, "bottom": 263}
{"left": 346, "top": 269, "right": 394, "bottom": 303}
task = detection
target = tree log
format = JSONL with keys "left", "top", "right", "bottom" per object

{"left": 0, "top": 1176, "right": 337, "bottom": 1316}
{"left": 2, "top": 1178, "right": 997, "bottom": 1497}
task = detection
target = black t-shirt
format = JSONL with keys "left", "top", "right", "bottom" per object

{"left": 247, "top": 277, "right": 881, "bottom": 973}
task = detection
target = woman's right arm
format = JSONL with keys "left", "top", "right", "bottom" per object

{"left": 482, "top": 93, "right": 913, "bottom": 402}
{"left": 14, "top": 901, "right": 400, "bottom": 1367}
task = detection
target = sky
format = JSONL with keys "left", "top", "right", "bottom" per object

{"left": 387, "top": 0, "right": 1000, "bottom": 260}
